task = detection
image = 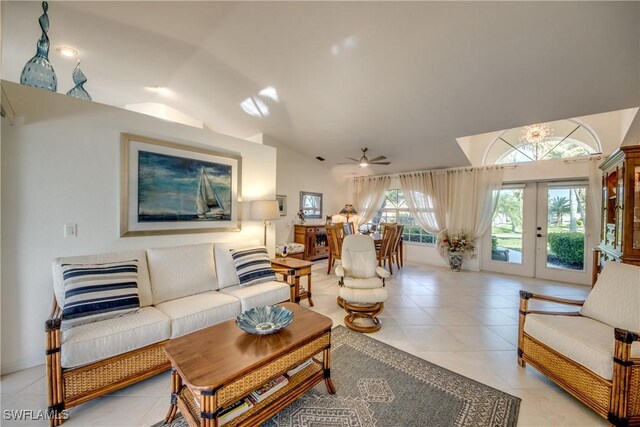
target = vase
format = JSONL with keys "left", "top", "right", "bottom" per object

{"left": 448, "top": 253, "right": 462, "bottom": 271}
{"left": 66, "top": 62, "right": 92, "bottom": 101}
{"left": 20, "top": 2, "right": 57, "bottom": 92}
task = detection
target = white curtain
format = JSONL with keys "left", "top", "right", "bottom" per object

{"left": 447, "top": 167, "right": 503, "bottom": 237}
{"left": 352, "top": 176, "right": 391, "bottom": 225}
{"left": 399, "top": 171, "right": 448, "bottom": 234}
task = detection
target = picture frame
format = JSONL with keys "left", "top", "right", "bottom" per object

{"left": 120, "top": 133, "right": 241, "bottom": 236}
{"left": 276, "top": 195, "right": 287, "bottom": 216}
{"left": 300, "top": 191, "right": 323, "bottom": 218}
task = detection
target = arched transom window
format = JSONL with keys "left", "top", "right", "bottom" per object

{"left": 485, "top": 119, "right": 601, "bottom": 165}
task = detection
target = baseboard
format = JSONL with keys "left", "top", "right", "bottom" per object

{"left": 1, "top": 355, "right": 44, "bottom": 375}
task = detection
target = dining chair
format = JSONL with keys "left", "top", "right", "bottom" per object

{"left": 376, "top": 225, "right": 397, "bottom": 274}
{"left": 326, "top": 224, "right": 346, "bottom": 274}
{"left": 390, "top": 225, "right": 404, "bottom": 270}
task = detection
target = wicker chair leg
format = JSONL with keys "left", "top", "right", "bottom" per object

{"left": 46, "top": 319, "right": 65, "bottom": 426}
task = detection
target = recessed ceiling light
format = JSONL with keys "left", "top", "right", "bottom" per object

{"left": 56, "top": 47, "right": 78, "bottom": 58}
{"left": 145, "top": 86, "right": 171, "bottom": 95}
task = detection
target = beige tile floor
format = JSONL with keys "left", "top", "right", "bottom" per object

{"left": 0, "top": 261, "right": 607, "bottom": 426}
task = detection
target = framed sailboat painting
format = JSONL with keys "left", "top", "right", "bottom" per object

{"left": 120, "top": 133, "right": 241, "bottom": 236}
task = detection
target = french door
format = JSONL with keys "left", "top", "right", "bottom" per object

{"left": 482, "top": 181, "right": 591, "bottom": 285}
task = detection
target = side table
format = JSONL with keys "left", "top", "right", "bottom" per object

{"left": 270, "top": 258, "right": 314, "bottom": 306}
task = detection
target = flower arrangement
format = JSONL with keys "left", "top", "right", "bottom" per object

{"left": 438, "top": 230, "right": 475, "bottom": 254}
{"left": 297, "top": 210, "right": 306, "bottom": 224}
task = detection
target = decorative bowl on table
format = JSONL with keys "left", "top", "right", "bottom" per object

{"left": 236, "top": 306, "right": 294, "bottom": 335}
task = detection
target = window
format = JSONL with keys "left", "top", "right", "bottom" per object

{"left": 484, "top": 119, "right": 600, "bottom": 165}
{"left": 363, "top": 189, "right": 436, "bottom": 245}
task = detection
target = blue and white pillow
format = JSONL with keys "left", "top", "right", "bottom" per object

{"left": 61, "top": 260, "right": 140, "bottom": 329}
{"left": 230, "top": 247, "right": 276, "bottom": 287}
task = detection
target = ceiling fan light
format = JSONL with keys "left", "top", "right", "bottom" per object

{"left": 359, "top": 162, "right": 368, "bottom": 167}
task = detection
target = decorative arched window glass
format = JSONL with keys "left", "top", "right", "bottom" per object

{"left": 484, "top": 120, "right": 601, "bottom": 165}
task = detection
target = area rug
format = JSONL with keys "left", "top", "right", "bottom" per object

{"left": 154, "top": 325, "right": 520, "bottom": 427}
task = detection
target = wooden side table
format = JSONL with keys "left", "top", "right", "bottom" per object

{"left": 271, "top": 258, "right": 314, "bottom": 306}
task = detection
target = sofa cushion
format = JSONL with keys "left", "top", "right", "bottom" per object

{"left": 155, "top": 291, "right": 241, "bottom": 338}
{"left": 214, "top": 240, "right": 261, "bottom": 289}
{"left": 147, "top": 243, "right": 217, "bottom": 305}
{"left": 219, "top": 281, "right": 290, "bottom": 312}
{"left": 230, "top": 247, "right": 276, "bottom": 287}
{"left": 61, "top": 260, "right": 140, "bottom": 329}
{"left": 524, "top": 314, "right": 640, "bottom": 380}
{"left": 61, "top": 306, "right": 170, "bottom": 368}
{"left": 580, "top": 261, "right": 640, "bottom": 332}
{"left": 53, "top": 250, "right": 153, "bottom": 308}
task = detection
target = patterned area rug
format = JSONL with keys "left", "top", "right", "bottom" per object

{"left": 154, "top": 326, "right": 520, "bottom": 427}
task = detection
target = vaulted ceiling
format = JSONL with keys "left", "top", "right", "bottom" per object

{"left": 2, "top": 1, "right": 639, "bottom": 174}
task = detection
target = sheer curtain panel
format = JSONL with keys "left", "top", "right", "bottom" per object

{"left": 399, "top": 172, "right": 448, "bottom": 234}
{"left": 352, "top": 176, "right": 391, "bottom": 225}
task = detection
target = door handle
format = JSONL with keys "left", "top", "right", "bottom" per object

{"left": 536, "top": 233, "right": 545, "bottom": 238}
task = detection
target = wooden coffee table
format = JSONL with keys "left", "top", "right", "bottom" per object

{"left": 270, "top": 258, "right": 314, "bottom": 306}
{"left": 163, "top": 303, "right": 335, "bottom": 427}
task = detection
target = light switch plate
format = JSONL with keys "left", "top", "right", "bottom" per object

{"left": 64, "top": 224, "right": 77, "bottom": 237}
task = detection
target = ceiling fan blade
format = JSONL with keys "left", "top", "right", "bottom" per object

{"left": 337, "top": 162, "right": 357, "bottom": 165}
{"left": 346, "top": 157, "right": 361, "bottom": 162}
{"left": 370, "top": 161, "right": 391, "bottom": 165}
{"left": 368, "top": 156, "right": 386, "bottom": 162}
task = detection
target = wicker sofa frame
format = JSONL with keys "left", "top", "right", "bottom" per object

{"left": 517, "top": 288, "right": 640, "bottom": 426}
{"left": 45, "top": 268, "right": 295, "bottom": 426}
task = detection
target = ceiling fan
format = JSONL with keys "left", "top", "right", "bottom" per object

{"left": 339, "top": 147, "right": 390, "bottom": 167}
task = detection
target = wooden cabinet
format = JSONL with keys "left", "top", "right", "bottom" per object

{"left": 597, "top": 145, "right": 640, "bottom": 267}
{"left": 294, "top": 224, "right": 329, "bottom": 261}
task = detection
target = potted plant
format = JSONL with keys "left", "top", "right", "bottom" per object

{"left": 437, "top": 230, "right": 475, "bottom": 271}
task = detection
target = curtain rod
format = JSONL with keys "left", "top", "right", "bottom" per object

{"left": 353, "top": 164, "right": 517, "bottom": 180}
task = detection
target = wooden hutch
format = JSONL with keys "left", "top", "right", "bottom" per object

{"left": 294, "top": 224, "right": 329, "bottom": 261}
{"left": 596, "top": 145, "right": 640, "bottom": 274}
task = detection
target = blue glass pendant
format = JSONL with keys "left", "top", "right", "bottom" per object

{"left": 66, "top": 62, "right": 91, "bottom": 101}
{"left": 20, "top": 1, "right": 57, "bottom": 92}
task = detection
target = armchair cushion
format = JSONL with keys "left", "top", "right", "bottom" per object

{"left": 376, "top": 266, "right": 390, "bottom": 279}
{"left": 343, "top": 277, "right": 384, "bottom": 290}
{"left": 580, "top": 261, "right": 640, "bottom": 332}
{"left": 524, "top": 314, "right": 640, "bottom": 380}
{"left": 335, "top": 265, "right": 345, "bottom": 278}
{"left": 339, "top": 287, "right": 388, "bottom": 305}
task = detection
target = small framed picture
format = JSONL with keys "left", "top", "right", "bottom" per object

{"left": 300, "top": 191, "right": 322, "bottom": 218}
{"left": 276, "top": 195, "right": 287, "bottom": 216}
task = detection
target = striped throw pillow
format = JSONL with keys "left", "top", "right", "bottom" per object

{"left": 230, "top": 247, "right": 276, "bottom": 287}
{"left": 61, "top": 260, "right": 141, "bottom": 329}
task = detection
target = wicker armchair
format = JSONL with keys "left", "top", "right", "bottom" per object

{"left": 518, "top": 259, "right": 640, "bottom": 426}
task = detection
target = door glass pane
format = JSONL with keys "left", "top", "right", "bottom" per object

{"left": 546, "top": 186, "right": 586, "bottom": 271}
{"left": 491, "top": 189, "right": 523, "bottom": 264}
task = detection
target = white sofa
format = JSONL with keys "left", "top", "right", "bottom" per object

{"left": 46, "top": 241, "right": 292, "bottom": 426}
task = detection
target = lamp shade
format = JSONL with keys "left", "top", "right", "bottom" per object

{"left": 250, "top": 200, "right": 280, "bottom": 220}
{"left": 339, "top": 204, "right": 358, "bottom": 216}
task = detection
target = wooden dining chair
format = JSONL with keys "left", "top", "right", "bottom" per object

{"left": 390, "top": 225, "right": 404, "bottom": 270}
{"left": 376, "top": 225, "right": 397, "bottom": 274}
{"left": 326, "top": 224, "right": 346, "bottom": 274}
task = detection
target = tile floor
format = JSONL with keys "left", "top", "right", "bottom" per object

{"left": 0, "top": 261, "right": 607, "bottom": 426}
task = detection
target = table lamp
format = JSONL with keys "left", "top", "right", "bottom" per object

{"left": 250, "top": 200, "right": 280, "bottom": 246}
{"left": 339, "top": 204, "right": 358, "bottom": 223}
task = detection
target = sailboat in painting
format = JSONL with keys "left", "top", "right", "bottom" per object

{"left": 196, "top": 167, "right": 225, "bottom": 219}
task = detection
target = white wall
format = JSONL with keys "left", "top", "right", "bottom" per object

{"left": 0, "top": 82, "right": 277, "bottom": 373}
{"left": 262, "top": 135, "right": 347, "bottom": 244}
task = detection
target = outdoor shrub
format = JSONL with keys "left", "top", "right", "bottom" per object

{"left": 547, "top": 233, "right": 584, "bottom": 264}
{"left": 491, "top": 235, "right": 498, "bottom": 250}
